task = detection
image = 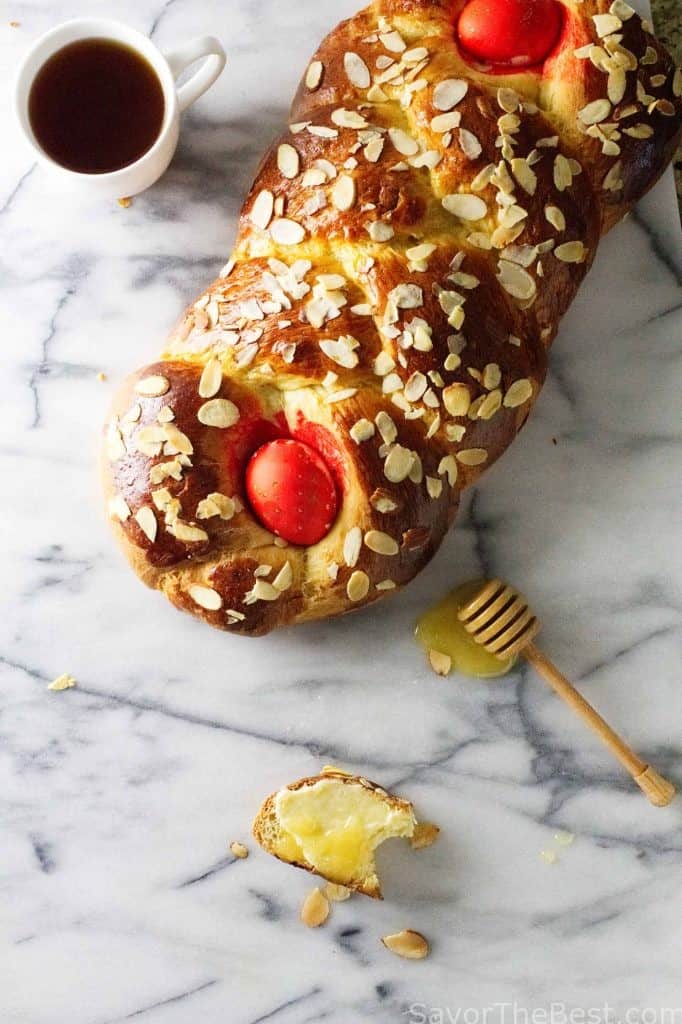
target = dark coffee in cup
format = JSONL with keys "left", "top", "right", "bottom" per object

{"left": 28, "top": 38, "right": 165, "bottom": 174}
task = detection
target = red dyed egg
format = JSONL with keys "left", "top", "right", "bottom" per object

{"left": 245, "top": 438, "right": 338, "bottom": 546}
{"left": 457, "top": 0, "right": 563, "bottom": 67}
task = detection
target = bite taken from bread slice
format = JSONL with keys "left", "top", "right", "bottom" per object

{"left": 253, "top": 768, "right": 416, "bottom": 898}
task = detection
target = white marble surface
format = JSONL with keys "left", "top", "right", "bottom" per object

{"left": 2, "top": 2, "right": 682, "bottom": 1022}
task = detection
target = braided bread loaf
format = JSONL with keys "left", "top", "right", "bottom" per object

{"left": 103, "top": 0, "right": 681, "bottom": 636}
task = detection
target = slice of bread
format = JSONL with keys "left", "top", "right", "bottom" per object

{"left": 252, "top": 768, "right": 416, "bottom": 898}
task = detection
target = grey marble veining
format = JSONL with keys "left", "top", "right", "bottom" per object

{"left": 1, "top": 2, "right": 682, "bottom": 1022}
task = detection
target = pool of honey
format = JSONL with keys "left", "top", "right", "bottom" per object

{"left": 415, "top": 580, "right": 516, "bottom": 678}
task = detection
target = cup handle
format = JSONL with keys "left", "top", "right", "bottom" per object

{"left": 163, "top": 36, "right": 226, "bottom": 113}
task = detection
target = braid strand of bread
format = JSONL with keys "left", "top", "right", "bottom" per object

{"left": 102, "top": 0, "right": 681, "bottom": 635}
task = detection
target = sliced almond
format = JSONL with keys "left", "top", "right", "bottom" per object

{"left": 270, "top": 218, "right": 306, "bottom": 245}
{"left": 347, "top": 570, "right": 370, "bottom": 602}
{"left": 438, "top": 455, "right": 458, "bottom": 486}
{"left": 367, "top": 221, "right": 394, "bottom": 242}
{"left": 428, "top": 649, "right": 452, "bottom": 676}
{"left": 388, "top": 128, "right": 419, "bottom": 156}
{"left": 406, "top": 243, "right": 437, "bottom": 263}
{"left": 545, "top": 205, "right": 566, "bottom": 232}
{"left": 277, "top": 143, "right": 300, "bottom": 179}
{"left": 135, "top": 506, "right": 157, "bottom": 543}
{"left": 433, "top": 78, "right": 467, "bottom": 111}
{"left": 108, "top": 495, "right": 132, "bottom": 522}
{"left": 431, "top": 111, "right": 461, "bottom": 133}
{"left": 456, "top": 448, "right": 488, "bottom": 466}
{"left": 189, "top": 585, "right": 223, "bottom": 611}
{"left": 497, "top": 87, "right": 520, "bottom": 112}
{"left": 364, "top": 530, "right": 399, "bottom": 556}
{"left": 442, "top": 194, "right": 487, "bottom": 221}
{"left": 459, "top": 128, "right": 482, "bottom": 160}
{"left": 198, "top": 399, "right": 240, "bottom": 428}
{"left": 169, "top": 520, "right": 209, "bottom": 543}
{"left": 301, "top": 887, "right": 330, "bottom": 928}
{"left": 367, "top": 83, "right": 388, "bottom": 103}
{"left": 510, "top": 157, "right": 537, "bottom": 195}
{"left": 162, "top": 422, "right": 193, "bottom": 456}
{"left": 592, "top": 13, "right": 622, "bottom": 37}
{"left": 608, "top": 67, "right": 626, "bottom": 104}
{"left": 623, "top": 124, "right": 654, "bottom": 139}
{"left": 554, "top": 241, "right": 587, "bottom": 263}
{"left": 380, "top": 30, "right": 406, "bottom": 53}
{"left": 504, "top": 378, "right": 534, "bottom": 407}
{"left": 602, "top": 161, "right": 623, "bottom": 192}
{"left": 442, "top": 383, "right": 471, "bottom": 417}
{"left": 471, "top": 164, "right": 495, "bottom": 192}
{"left": 381, "top": 929, "right": 430, "bottom": 959}
{"left": 384, "top": 444, "right": 414, "bottom": 483}
{"left": 248, "top": 580, "right": 281, "bottom": 602}
{"left": 250, "top": 189, "right": 275, "bottom": 230}
{"left": 305, "top": 60, "right": 323, "bottom": 90}
{"left": 609, "top": 0, "right": 635, "bottom": 18}
{"left": 343, "top": 526, "right": 362, "bottom": 567}
{"left": 272, "top": 561, "right": 293, "bottom": 592}
{"left": 553, "top": 154, "right": 573, "bottom": 192}
{"left": 198, "top": 358, "right": 222, "bottom": 398}
{"left": 350, "top": 418, "right": 375, "bottom": 443}
{"left": 370, "top": 488, "right": 398, "bottom": 513}
{"left": 196, "top": 492, "right": 237, "bottom": 520}
{"left": 364, "top": 137, "right": 385, "bottom": 162}
{"left": 497, "top": 259, "right": 536, "bottom": 301}
{"left": 578, "top": 99, "right": 612, "bottom": 125}
{"left": 375, "top": 410, "right": 397, "bottom": 443}
{"left": 420, "top": 466, "right": 439, "bottom": 493}
{"left": 331, "top": 108, "right": 368, "bottom": 129}
{"left": 331, "top": 174, "right": 356, "bottom": 211}
{"left": 478, "top": 389, "right": 502, "bottom": 420}
{"left": 483, "top": 363, "right": 501, "bottom": 390}
{"left": 135, "top": 375, "right": 170, "bottom": 397}
{"left": 344, "top": 51, "right": 371, "bottom": 89}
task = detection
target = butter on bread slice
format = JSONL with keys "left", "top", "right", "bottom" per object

{"left": 252, "top": 769, "right": 416, "bottom": 898}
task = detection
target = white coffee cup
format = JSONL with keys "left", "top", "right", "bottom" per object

{"left": 14, "top": 18, "right": 226, "bottom": 198}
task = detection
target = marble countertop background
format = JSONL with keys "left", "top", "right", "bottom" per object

{"left": 1, "top": 2, "right": 682, "bottom": 1022}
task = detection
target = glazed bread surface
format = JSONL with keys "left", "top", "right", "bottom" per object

{"left": 103, "top": 0, "right": 682, "bottom": 635}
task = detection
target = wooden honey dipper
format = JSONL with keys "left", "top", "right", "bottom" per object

{"left": 457, "top": 579, "right": 676, "bottom": 807}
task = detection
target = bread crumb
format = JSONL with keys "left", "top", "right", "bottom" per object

{"left": 230, "top": 841, "right": 248, "bottom": 859}
{"left": 10, "top": 21, "right": 21, "bottom": 27}
{"left": 411, "top": 822, "right": 440, "bottom": 850}
{"left": 97, "top": 372, "right": 107, "bottom": 382}
{"left": 48, "top": 673, "right": 76, "bottom": 691}
{"left": 118, "top": 197, "right": 132, "bottom": 208}
{"left": 300, "top": 887, "right": 330, "bottom": 927}
{"left": 554, "top": 830, "right": 575, "bottom": 846}
{"left": 540, "top": 849, "right": 557, "bottom": 865}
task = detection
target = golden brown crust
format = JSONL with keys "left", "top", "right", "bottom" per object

{"left": 102, "top": 0, "right": 682, "bottom": 635}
